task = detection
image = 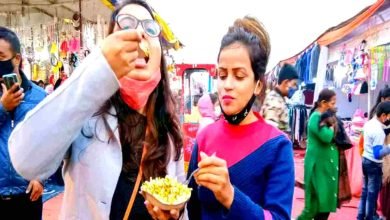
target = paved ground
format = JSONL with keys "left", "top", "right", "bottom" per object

{"left": 42, "top": 149, "right": 360, "bottom": 219}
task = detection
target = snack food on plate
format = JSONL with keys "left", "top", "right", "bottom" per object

{"left": 141, "top": 176, "right": 191, "bottom": 210}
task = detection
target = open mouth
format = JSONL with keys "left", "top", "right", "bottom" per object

{"left": 140, "top": 41, "right": 150, "bottom": 58}
{"left": 135, "top": 57, "right": 148, "bottom": 68}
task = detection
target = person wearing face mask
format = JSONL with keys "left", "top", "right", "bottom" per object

{"left": 376, "top": 87, "right": 390, "bottom": 220}
{"left": 7, "top": 1, "right": 185, "bottom": 220}
{"left": 261, "top": 63, "right": 298, "bottom": 132}
{"left": 358, "top": 101, "right": 390, "bottom": 220}
{"left": 187, "top": 16, "right": 295, "bottom": 220}
{"left": 0, "top": 27, "right": 46, "bottom": 219}
{"left": 196, "top": 93, "right": 219, "bottom": 135}
{"left": 297, "top": 89, "right": 338, "bottom": 220}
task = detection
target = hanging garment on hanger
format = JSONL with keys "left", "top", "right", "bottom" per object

{"left": 60, "top": 41, "right": 69, "bottom": 58}
{"left": 354, "top": 82, "right": 363, "bottom": 96}
{"left": 295, "top": 58, "right": 302, "bottom": 80}
{"left": 334, "top": 64, "right": 349, "bottom": 88}
{"left": 295, "top": 108, "right": 300, "bottom": 141}
{"left": 384, "top": 59, "right": 390, "bottom": 82}
{"left": 326, "top": 65, "right": 335, "bottom": 81}
{"left": 290, "top": 89, "right": 305, "bottom": 105}
{"left": 370, "top": 63, "right": 378, "bottom": 90}
{"left": 383, "top": 45, "right": 390, "bottom": 82}
{"left": 303, "top": 89, "right": 314, "bottom": 105}
{"left": 305, "top": 49, "right": 312, "bottom": 83}
{"left": 345, "top": 49, "right": 354, "bottom": 65}
{"left": 360, "top": 81, "right": 368, "bottom": 94}
{"left": 376, "top": 46, "right": 385, "bottom": 80}
{"left": 355, "top": 67, "right": 366, "bottom": 80}
{"left": 310, "top": 44, "right": 321, "bottom": 81}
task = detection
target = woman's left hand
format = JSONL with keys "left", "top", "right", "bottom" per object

{"left": 144, "top": 201, "right": 180, "bottom": 220}
{"left": 194, "top": 152, "right": 234, "bottom": 209}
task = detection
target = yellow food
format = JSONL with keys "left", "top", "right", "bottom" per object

{"left": 141, "top": 176, "right": 192, "bottom": 205}
{"left": 140, "top": 42, "right": 150, "bottom": 57}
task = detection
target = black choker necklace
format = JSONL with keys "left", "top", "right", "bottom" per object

{"left": 221, "top": 95, "right": 256, "bottom": 125}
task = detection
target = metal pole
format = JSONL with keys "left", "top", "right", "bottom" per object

{"left": 79, "top": 0, "right": 83, "bottom": 48}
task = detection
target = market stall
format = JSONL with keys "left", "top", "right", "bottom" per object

{"left": 269, "top": 0, "right": 390, "bottom": 197}
{"left": 325, "top": 0, "right": 390, "bottom": 197}
{"left": 0, "top": 0, "right": 111, "bottom": 84}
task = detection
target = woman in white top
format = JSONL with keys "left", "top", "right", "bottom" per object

{"left": 8, "top": 0, "right": 185, "bottom": 219}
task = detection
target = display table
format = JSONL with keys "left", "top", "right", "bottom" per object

{"left": 344, "top": 137, "right": 363, "bottom": 197}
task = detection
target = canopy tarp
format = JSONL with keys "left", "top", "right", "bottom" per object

{"left": 317, "top": 0, "right": 385, "bottom": 46}
{"left": 278, "top": 0, "right": 386, "bottom": 66}
{"left": 146, "top": 0, "right": 379, "bottom": 69}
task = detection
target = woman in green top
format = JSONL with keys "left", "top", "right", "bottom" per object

{"left": 298, "top": 89, "right": 338, "bottom": 220}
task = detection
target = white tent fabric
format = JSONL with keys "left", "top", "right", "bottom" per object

{"left": 148, "top": 0, "right": 377, "bottom": 70}
{"left": 0, "top": 0, "right": 378, "bottom": 70}
{"left": 0, "top": 0, "right": 111, "bottom": 25}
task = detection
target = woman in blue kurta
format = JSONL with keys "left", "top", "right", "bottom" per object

{"left": 187, "top": 16, "right": 295, "bottom": 220}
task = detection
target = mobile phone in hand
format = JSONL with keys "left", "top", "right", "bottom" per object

{"left": 3, "top": 73, "right": 20, "bottom": 91}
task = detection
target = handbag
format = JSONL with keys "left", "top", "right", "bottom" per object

{"left": 334, "top": 118, "right": 353, "bottom": 150}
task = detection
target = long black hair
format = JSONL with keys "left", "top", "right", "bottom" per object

{"left": 92, "top": 0, "right": 182, "bottom": 180}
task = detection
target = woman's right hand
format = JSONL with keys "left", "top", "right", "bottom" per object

{"left": 101, "top": 29, "right": 141, "bottom": 80}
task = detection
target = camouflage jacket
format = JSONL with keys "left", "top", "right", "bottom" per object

{"left": 261, "top": 89, "right": 290, "bottom": 132}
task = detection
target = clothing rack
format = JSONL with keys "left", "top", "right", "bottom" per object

{"left": 287, "top": 104, "right": 310, "bottom": 148}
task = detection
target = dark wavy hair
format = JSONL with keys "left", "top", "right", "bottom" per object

{"left": 93, "top": 0, "right": 182, "bottom": 180}
{"left": 217, "top": 16, "right": 271, "bottom": 102}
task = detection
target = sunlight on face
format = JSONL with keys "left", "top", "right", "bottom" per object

{"left": 217, "top": 43, "right": 259, "bottom": 115}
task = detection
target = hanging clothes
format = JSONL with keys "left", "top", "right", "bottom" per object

{"left": 326, "top": 65, "right": 335, "bottom": 82}
{"left": 289, "top": 89, "right": 305, "bottom": 106}
{"left": 384, "top": 59, "right": 390, "bottom": 82}
{"left": 376, "top": 46, "right": 385, "bottom": 80}
{"left": 295, "top": 47, "right": 315, "bottom": 84}
{"left": 334, "top": 63, "right": 349, "bottom": 88}
{"left": 360, "top": 81, "right": 368, "bottom": 94}
{"left": 303, "top": 89, "right": 315, "bottom": 106}
{"left": 384, "top": 45, "right": 390, "bottom": 82}
{"left": 371, "top": 63, "right": 378, "bottom": 90}
{"left": 310, "top": 44, "right": 321, "bottom": 81}
{"left": 288, "top": 105, "right": 309, "bottom": 144}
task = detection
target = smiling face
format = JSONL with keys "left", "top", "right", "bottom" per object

{"left": 217, "top": 42, "right": 261, "bottom": 115}
{"left": 113, "top": 4, "right": 162, "bottom": 80}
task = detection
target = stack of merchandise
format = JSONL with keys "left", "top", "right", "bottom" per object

{"left": 350, "top": 109, "right": 367, "bottom": 138}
